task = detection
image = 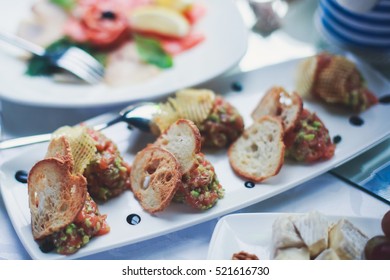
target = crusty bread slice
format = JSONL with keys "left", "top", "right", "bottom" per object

{"left": 251, "top": 86, "right": 282, "bottom": 120}
{"left": 130, "top": 146, "right": 182, "bottom": 213}
{"left": 228, "top": 116, "right": 285, "bottom": 182}
{"left": 28, "top": 158, "right": 87, "bottom": 240}
{"left": 154, "top": 119, "right": 201, "bottom": 173}
{"left": 251, "top": 86, "right": 303, "bottom": 134}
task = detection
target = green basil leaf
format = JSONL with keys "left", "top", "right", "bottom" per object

{"left": 26, "top": 56, "right": 55, "bottom": 76}
{"left": 50, "top": 0, "right": 76, "bottom": 11}
{"left": 26, "top": 37, "right": 107, "bottom": 77}
{"left": 134, "top": 35, "right": 173, "bottom": 69}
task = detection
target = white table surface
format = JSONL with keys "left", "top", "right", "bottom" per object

{"left": 1, "top": 0, "right": 389, "bottom": 260}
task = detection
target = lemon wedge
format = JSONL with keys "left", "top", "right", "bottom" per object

{"left": 129, "top": 6, "right": 190, "bottom": 38}
{"left": 155, "top": 0, "right": 193, "bottom": 12}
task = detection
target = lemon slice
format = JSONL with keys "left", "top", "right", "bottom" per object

{"left": 128, "top": 6, "right": 190, "bottom": 38}
{"left": 155, "top": 0, "right": 193, "bottom": 12}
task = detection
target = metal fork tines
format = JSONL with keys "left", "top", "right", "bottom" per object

{"left": 0, "top": 32, "right": 105, "bottom": 84}
{"left": 54, "top": 47, "right": 105, "bottom": 84}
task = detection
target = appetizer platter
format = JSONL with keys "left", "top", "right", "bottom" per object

{"left": 0, "top": 0, "right": 247, "bottom": 107}
{"left": 1, "top": 55, "right": 390, "bottom": 260}
{"left": 207, "top": 212, "right": 384, "bottom": 260}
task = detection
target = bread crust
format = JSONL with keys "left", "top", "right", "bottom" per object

{"left": 251, "top": 86, "right": 303, "bottom": 134}
{"left": 228, "top": 116, "right": 285, "bottom": 183}
{"left": 45, "top": 136, "right": 74, "bottom": 166}
{"left": 130, "top": 146, "right": 182, "bottom": 213}
{"left": 28, "top": 158, "right": 87, "bottom": 240}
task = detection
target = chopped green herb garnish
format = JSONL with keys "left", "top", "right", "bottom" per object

{"left": 50, "top": 0, "right": 77, "bottom": 11}
{"left": 303, "top": 134, "right": 315, "bottom": 141}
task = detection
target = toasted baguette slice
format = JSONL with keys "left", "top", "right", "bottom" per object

{"left": 154, "top": 119, "right": 201, "bottom": 173}
{"left": 28, "top": 158, "right": 87, "bottom": 240}
{"left": 251, "top": 86, "right": 303, "bottom": 134}
{"left": 131, "top": 146, "right": 182, "bottom": 213}
{"left": 228, "top": 116, "right": 285, "bottom": 183}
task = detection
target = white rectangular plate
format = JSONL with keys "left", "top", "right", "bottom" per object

{"left": 207, "top": 213, "right": 382, "bottom": 259}
{"left": 1, "top": 57, "right": 390, "bottom": 259}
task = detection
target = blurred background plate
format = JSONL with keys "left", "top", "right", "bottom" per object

{"left": 317, "top": 0, "right": 390, "bottom": 48}
{"left": 315, "top": 0, "right": 390, "bottom": 66}
{"left": 0, "top": 0, "right": 248, "bottom": 108}
{"left": 321, "top": 0, "right": 390, "bottom": 34}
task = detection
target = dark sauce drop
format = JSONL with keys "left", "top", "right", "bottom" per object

{"left": 39, "top": 239, "right": 55, "bottom": 253}
{"left": 333, "top": 135, "right": 342, "bottom": 144}
{"left": 101, "top": 11, "right": 116, "bottom": 20}
{"left": 231, "top": 82, "right": 243, "bottom": 92}
{"left": 244, "top": 181, "right": 255, "bottom": 188}
{"left": 126, "top": 214, "right": 141, "bottom": 225}
{"left": 379, "top": 95, "right": 390, "bottom": 104}
{"left": 15, "top": 170, "right": 28, "bottom": 184}
{"left": 349, "top": 116, "right": 364, "bottom": 126}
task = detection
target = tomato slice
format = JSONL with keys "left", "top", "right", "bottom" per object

{"left": 160, "top": 32, "right": 205, "bottom": 55}
{"left": 184, "top": 4, "right": 206, "bottom": 25}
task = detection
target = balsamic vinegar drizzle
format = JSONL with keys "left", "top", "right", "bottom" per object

{"left": 349, "top": 116, "right": 364, "bottom": 126}
{"left": 231, "top": 81, "right": 243, "bottom": 92}
{"left": 15, "top": 170, "right": 28, "bottom": 184}
{"left": 127, "top": 214, "right": 141, "bottom": 225}
{"left": 333, "top": 135, "right": 342, "bottom": 144}
{"left": 379, "top": 94, "right": 390, "bottom": 104}
{"left": 244, "top": 181, "right": 255, "bottom": 188}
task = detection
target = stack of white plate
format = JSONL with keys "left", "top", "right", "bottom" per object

{"left": 315, "top": 0, "right": 390, "bottom": 64}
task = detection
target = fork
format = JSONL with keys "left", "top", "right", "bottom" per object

{"left": 0, "top": 32, "right": 105, "bottom": 84}
{"left": 0, "top": 102, "right": 160, "bottom": 150}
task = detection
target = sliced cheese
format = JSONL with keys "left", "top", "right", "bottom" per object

{"left": 274, "top": 247, "right": 310, "bottom": 260}
{"left": 292, "top": 211, "right": 329, "bottom": 258}
{"left": 314, "top": 248, "right": 340, "bottom": 260}
{"left": 272, "top": 214, "right": 305, "bottom": 250}
{"left": 328, "top": 219, "right": 368, "bottom": 260}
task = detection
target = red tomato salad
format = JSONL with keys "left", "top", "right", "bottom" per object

{"left": 17, "top": 0, "right": 206, "bottom": 85}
